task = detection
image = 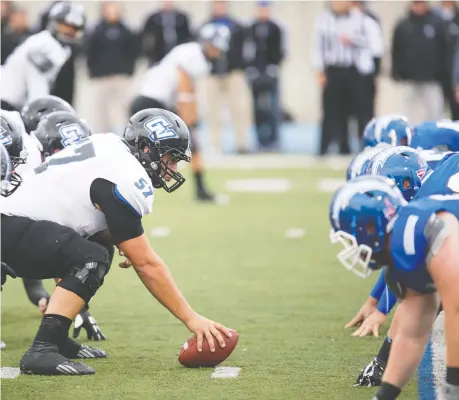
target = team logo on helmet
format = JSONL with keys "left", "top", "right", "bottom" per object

{"left": 416, "top": 168, "right": 426, "bottom": 180}
{"left": 383, "top": 197, "right": 397, "bottom": 220}
{"left": 144, "top": 117, "right": 178, "bottom": 141}
{"left": 59, "top": 123, "right": 85, "bottom": 147}
{"left": 0, "top": 126, "right": 12, "bottom": 148}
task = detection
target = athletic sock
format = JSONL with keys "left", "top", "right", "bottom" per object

{"left": 194, "top": 171, "right": 204, "bottom": 193}
{"left": 34, "top": 314, "right": 72, "bottom": 347}
{"left": 376, "top": 336, "right": 392, "bottom": 365}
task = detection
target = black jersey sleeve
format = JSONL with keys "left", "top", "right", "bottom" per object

{"left": 90, "top": 178, "right": 144, "bottom": 244}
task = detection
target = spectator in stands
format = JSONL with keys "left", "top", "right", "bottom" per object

{"left": 1, "top": 6, "right": 30, "bottom": 65}
{"left": 246, "top": 1, "right": 284, "bottom": 152}
{"left": 38, "top": 1, "right": 77, "bottom": 106}
{"left": 434, "top": 1, "right": 459, "bottom": 120}
{"left": 391, "top": 1, "right": 447, "bottom": 123}
{"left": 312, "top": 1, "right": 382, "bottom": 155}
{"left": 204, "top": 0, "right": 251, "bottom": 154}
{"left": 85, "top": 2, "right": 138, "bottom": 134}
{"left": 140, "top": 0, "right": 192, "bottom": 66}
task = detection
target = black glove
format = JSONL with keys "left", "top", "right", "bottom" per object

{"left": 1, "top": 261, "right": 17, "bottom": 286}
{"left": 73, "top": 309, "right": 106, "bottom": 341}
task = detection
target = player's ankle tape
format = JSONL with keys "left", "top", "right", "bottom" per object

{"left": 446, "top": 367, "right": 459, "bottom": 385}
{"left": 376, "top": 382, "right": 401, "bottom": 400}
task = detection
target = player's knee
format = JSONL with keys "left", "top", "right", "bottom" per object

{"left": 57, "top": 245, "right": 110, "bottom": 303}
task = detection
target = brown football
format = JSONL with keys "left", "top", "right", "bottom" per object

{"left": 178, "top": 331, "right": 239, "bottom": 368}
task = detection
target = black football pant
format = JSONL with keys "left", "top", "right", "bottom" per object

{"left": 320, "top": 67, "right": 373, "bottom": 155}
{"left": 1, "top": 215, "right": 108, "bottom": 282}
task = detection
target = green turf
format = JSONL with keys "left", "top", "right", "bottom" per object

{"left": 1, "top": 167, "right": 418, "bottom": 399}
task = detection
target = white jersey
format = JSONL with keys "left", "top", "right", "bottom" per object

{"left": 1, "top": 31, "right": 71, "bottom": 110}
{"left": 139, "top": 42, "right": 210, "bottom": 108}
{"left": 2, "top": 134, "right": 154, "bottom": 237}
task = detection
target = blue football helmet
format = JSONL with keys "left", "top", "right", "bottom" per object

{"left": 363, "top": 115, "right": 412, "bottom": 148}
{"left": 346, "top": 143, "right": 390, "bottom": 181}
{"left": 411, "top": 120, "right": 459, "bottom": 151}
{"left": 329, "top": 175, "right": 407, "bottom": 278}
{"left": 365, "top": 146, "right": 429, "bottom": 201}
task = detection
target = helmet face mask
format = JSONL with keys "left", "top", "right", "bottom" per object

{"left": 0, "top": 119, "right": 24, "bottom": 196}
{"left": 125, "top": 109, "right": 191, "bottom": 193}
{"left": 47, "top": 2, "right": 86, "bottom": 46}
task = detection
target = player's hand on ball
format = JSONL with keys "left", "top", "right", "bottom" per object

{"left": 185, "top": 313, "right": 233, "bottom": 353}
{"left": 352, "top": 310, "right": 386, "bottom": 337}
{"left": 73, "top": 310, "right": 107, "bottom": 341}
{"left": 345, "top": 297, "right": 378, "bottom": 329}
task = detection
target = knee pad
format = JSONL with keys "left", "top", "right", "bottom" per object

{"left": 58, "top": 245, "right": 109, "bottom": 303}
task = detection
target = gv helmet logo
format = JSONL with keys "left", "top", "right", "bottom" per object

{"left": 59, "top": 124, "right": 85, "bottom": 147}
{"left": 0, "top": 126, "right": 12, "bottom": 148}
{"left": 144, "top": 117, "right": 178, "bottom": 141}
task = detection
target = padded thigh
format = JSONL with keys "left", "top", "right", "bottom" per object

{"left": 1, "top": 216, "right": 108, "bottom": 280}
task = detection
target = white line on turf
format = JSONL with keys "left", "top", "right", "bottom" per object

{"left": 317, "top": 179, "right": 346, "bottom": 193}
{"left": 211, "top": 366, "right": 241, "bottom": 379}
{"left": 0, "top": 367, "right": 20, "bottom": 379}
{"left": 285, "top": 228, "right": 306, "bottom": 238}
{"left": 150, "top": 227, "right": 170, "bottom": 237}
{"left": 226, "top": 178, "right": 291, "bottom": 193}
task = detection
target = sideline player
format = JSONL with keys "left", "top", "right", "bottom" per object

{"left": 130, "top": 23, "right": 231, "bottom": 202}
{"left": 1, "top": 109, "right": 233, "bottom": 375}
{"left": 0, "top": 2, "right": 85, "bottom": 112}
{"left": 329, "top": 173, "right": 459, "bottom": 400}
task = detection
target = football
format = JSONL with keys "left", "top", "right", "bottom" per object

{"left": 178, "top": 331, "right": 239, "bottom": 368}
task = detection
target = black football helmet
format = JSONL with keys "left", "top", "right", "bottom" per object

{"left": 21, "top": 95, "right": 75, "bottom": 133}
{"left": 34, "top": 111, "right": 92, "bottom": 157}
{"left": 47, "top": 2, "right": 86, "bottom": 45}
{"left": 124, "top": 109, "right": 191, "bottom": 193}
{"left": 0, "top": 143, "right": 14, "bottom": 197}
{"left": 1, "top": 116, "right": 25, "bottom": 195}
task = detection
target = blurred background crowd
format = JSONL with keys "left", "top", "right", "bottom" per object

{"left": 2, "top": 0, "right": 458, "bottom": 155}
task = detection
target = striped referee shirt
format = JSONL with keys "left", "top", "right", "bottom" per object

{"left": 311, "top": 8, "right": 383, "bottom": 75}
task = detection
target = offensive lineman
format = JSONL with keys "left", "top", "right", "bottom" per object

{"left": 1, "top": 108, "right": 233, "bottom": 375}
{"left": 131, "top": 23, "right": 231, "bottom": 202}
{"left": 329, "top": 173, "right": 459, "bottom": 400}
{"left": 0, "top": 2, "right": 85, "bottom": 112}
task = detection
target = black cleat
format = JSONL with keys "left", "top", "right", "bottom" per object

{"left": 354, "top": 357, "right": 385, "bottom": 387}
{"left": 59, "top": 336, "right": 107, "bottom": 359}
{"left": 197, "top": 189, "right": 215, "bottom": 202}
{"left": 20, "top": 341, "right": 95, "bottom": 375}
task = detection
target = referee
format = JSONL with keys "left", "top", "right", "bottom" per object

{"left": 312, "top": 1, "right": 383, "bottom": 155}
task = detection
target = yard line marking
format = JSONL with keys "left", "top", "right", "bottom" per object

{"left": 226, "top": 178, "right": 291, "bottom": 193}
{"left": 215, "top": 194, "right": 231, "bottom": 205}
{"left": 317, "top": 179, "right": 345, "bottom": 193}
{"left": 150, "top": 227, "right": 170, "bottom": 237}
{"left": 211, "top": 366, "right": 241, "bottom": 379}
{"left": 1, "top": 367, "right": 20, "bottom": 379}
{"left": 285, "top": 228, "right": 306, "bottom": 238}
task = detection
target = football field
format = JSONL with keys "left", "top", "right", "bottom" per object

{"left": 1, "top": 157, "right": 419, "bottom": 399}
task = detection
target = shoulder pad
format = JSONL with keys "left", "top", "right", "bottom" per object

{"left": 27, "top": 50, "right": 55, "bottom": 73}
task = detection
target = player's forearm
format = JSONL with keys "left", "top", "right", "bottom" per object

{"left": 134, "top": 262, "right": 196, "bottom": 325}
{"left": 383, "top": 331, "right": 430, "bottom": 388}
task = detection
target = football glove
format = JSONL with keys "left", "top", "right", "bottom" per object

{"left": 354, "top": 357, "right": 385, "bottom": 387}
{"left": 73, "top": 308, "right": 106, "bottom": 341}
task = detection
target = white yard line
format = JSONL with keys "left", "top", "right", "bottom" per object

{"left": 317, "top": 178, "right": 346, "bottom": 193}
{"left": 226, "top": 178, "right": 291, "bottom": 193}
{"left": 285, "top": 228, "right": 306, "bottom": 238}
{"left": 0, "top": 367, "right": 20, "bottom": 379}
{"left": 149, "top": 227, "right": 170, "bottom": 237}
{"left": 204, "top": 154, "right": 351, "bottom": 170}
{"left": 211, "top": 366, "right": 241, "bottom": 379}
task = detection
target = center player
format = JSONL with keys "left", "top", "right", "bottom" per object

{"left": 130, "top": 23, "right": 231, "bottom": 202}
{"left": 1, "top": 108, "right": 233, "bottom": 375}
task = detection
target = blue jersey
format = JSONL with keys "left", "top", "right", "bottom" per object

{"left": 388, "top": 196, "right": 459, "bottom": 293}
{"left": 416, "top": 152, "right": 459, "bottom": 198}
{"left": 419, "top": 149, "right": 452, "bottom": 170}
